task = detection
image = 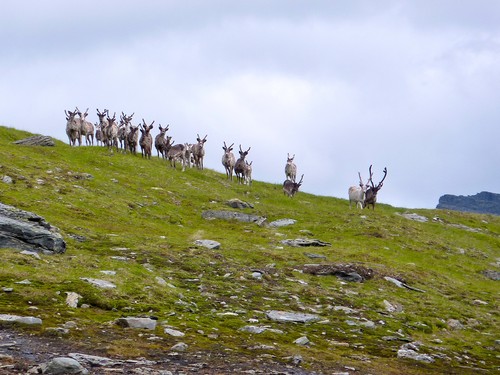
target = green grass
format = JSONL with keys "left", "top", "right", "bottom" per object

{"left": 0, "top": 126, "right": 498, "bottom": 374}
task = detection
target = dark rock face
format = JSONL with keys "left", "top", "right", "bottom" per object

{"left": 436, "top": 191, "right": 500, "bottom": 216}
{"left": 0, "top": 203, "right": 66, "bottom": 253}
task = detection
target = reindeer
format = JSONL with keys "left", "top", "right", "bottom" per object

{"left": 139, "top": 119, "right": 154, "bottom": 159}
{"left": 192, "top": 134, "right": 207, "bottom": 169}
{"left": 245, "top": 160, "right": 253, "bottom": 185}
{"left": 283, "top": 174, "right": 304, "bottom": 197}
{"left": 364, "top": 165, "right": 388, "bottom": 209}
{"left": 76, "top": 107, "right": 94, "bottom": 146}
{"left": 118, "top": 112, "right": 134, "bottom": 151}
{"left": 285, "top": 153, "right": 297, "bottom": 182}
{"left": 183, "top": 143, "right": 194, "bottom": 168}
{"left": 154, "top": 124, "right": 169, "bottom": 158}
{"left": 96, "top": 109, "right": 109, "bottom": 146}
{"left": 106, "top": 112, "right": 119, "bottom": 151}
{"left": 64, "top": 109, "right": 80, "bottom": 146}
{"left": 221, "top": 142, "right": 236, "bottom": 180}
{"left": 234, "top": 145, "right": 251, "bottom": 184}
{"left": 164, "top": 136, "right": 187, "bottom": 171}
{"left": 126, "top": 125, "right": 140, "bottom": 155}
{"left": 348, "top": 172, "right": 369, "bottom": 209}
{"left": 94, "top": 122, "right": 102, "bottom": 146}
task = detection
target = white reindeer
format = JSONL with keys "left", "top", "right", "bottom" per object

{"left": 76, "top": 107, "right": 95, "bottom": 146}
{"left": 285, "top": 153, "right": 297, "bottom": 182}
{"left": 234, "top": 145, "right": 251, "bottom": 184}
{"left": 348, "top": 172, "right": 368, "bottom": 209}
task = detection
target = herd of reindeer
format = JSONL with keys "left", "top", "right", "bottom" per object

{"left": 65, "top": 107, "right": 387, "bottom": 208}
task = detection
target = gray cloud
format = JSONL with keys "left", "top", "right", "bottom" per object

{"left": 1, "top": 1, "right": 499, "bottom": 209}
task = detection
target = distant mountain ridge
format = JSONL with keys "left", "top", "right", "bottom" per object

{"left": 437, "top": 191, "right": 500, "bottom": 215}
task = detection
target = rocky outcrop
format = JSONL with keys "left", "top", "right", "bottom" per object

{"left": 13, "top": 135, "right": 55, "bottom": 146}
{"left": 0, "top": 203, "right": 66, "bottom": 253}
{"left": 437, "top": 191, "right": 500, "bottom": 216}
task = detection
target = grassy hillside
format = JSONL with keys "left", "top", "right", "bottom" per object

{"left": 0, "top": 126, "right": 498, "bottom": 374}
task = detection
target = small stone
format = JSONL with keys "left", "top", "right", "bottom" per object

{"left": 65, "top": 292, "right": 82, "bottom": 308}
{"left": 447, "top": 319, "right": 464, "bottom": 330}
{"left": 194, "top": 240, "right": 221, "bottom": 250}
{"left": 171, "top": 342, "right": 188, "bottom": 351}
{"left": 41, "top": 357, "right": 89, "bottom": 374}
{"left": 164, "top": 328, "right": 185, "bottom": 337}
{"left": 294, "top": 336, "right": 310, "bottom": 346}
{"left": 2, "top": 175, "right": 13, "bottom": 184}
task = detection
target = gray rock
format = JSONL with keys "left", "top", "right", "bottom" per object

{"left": 226, "top": 198, "right": 254, "bottom": 209}
{"left": 171, "top": 342, "right": 188, "bottom": 351}
{"left": 447, "top": 319, "right": 464, "bottom": 330}
{"left": 294, "top": 336, "right": 310, "bottom": 346}
{"left": 80, "top": 278, "right": 116, "bottom": 289}
{"left": 13, "top": 135, "right": 55, "bottom": 147}
{"left": 280, "top": 238, "right": 331, "bottom": 247}
{"left": 0, "top": 203, "right": 66, "bottom": 254}
{"left": 240, "top": 325, "right": 267, "bottom": 334}
{"left": 116, "top": 317, "right": 157, "bottom": 330}
{"left": 2, "top": 175, "right": 13, "bottom": 184}
{"left": 194, "top": 239, "right": 221, "bottom": 250}
{"left": 68, "top": 353, "right": 122, "bottom": 367}
{"left": 304, "top": 252, "right": 327, "bottom": 259}
{"left": 268, "top": 219, "right": 296, "bottom": 227}
{"left": 40, "top": 357, "right": 88, "bottom": 374}
{"left": 202, "top": 210, "right": 266, "bottom": 225}
{"left": 266, "top": 310, "right": 321, "bottom": 323}
{"left": 0, "top": 314, "right": 42, "bottom": 325}
{"left": 482, "top": 270, "right": 500, "bottom": 281}
{"left": 164, "top": 328, "right": 185, "bottom": 337}
{"left": 65, "top": 292, "right": 82, "bottom": 308}
{"left": 397, "top": 349, "right": 434, "bottom": 363}
{"left": 397, "top": 212, "right": 428, "bottom": 222}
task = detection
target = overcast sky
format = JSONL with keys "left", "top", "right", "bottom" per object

{"left": 1, "top": 1, "right": 499, "bottom": 209}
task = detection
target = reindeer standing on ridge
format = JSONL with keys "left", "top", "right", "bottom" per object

{"left": 192, "top": 134, "right": 207, "bottom": 169}
{"left": 155, "top": 124, "right": 169, "bottom": 158}
{"left": 285, "top": 153, "right": 297, "bottom": 182}
{"left": 348, "top": 172, "right": 369, "bottom": 209}
{"left": 76, "top": 107, "right": 95, "bottom": 146}
{"left": 139, "top": 119, "right": 154, "bottom": 159}
{"left": 364, "top": 165, "right": 388, "bottom": 209}
{"left": 65, "top": 108, "right": 80, "bottom": 146}
{"left": 221, "top": 142, "right": 236, "bottom": 180}
{"left": 96, "top": 109, "right": 109, "bottom": 147}
{"left": 283, "top": 174, "right": 304, "bottom": 197}
{"left": 234, "top": 145, "right": 251, "bottom": 184}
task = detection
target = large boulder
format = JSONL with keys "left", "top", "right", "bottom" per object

{"left": 0, "top": 203, "right": 66, "bottom": 253}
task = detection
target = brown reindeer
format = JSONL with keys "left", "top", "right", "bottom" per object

{"left": 234, "top": 145, "right": 251, "bottom": 184}
{"left": 283, "top": 174, "right": 304, "bottom": 197}
{"left": 364, "top": 165, "right": 388, "bottom": 209}
{"left": 221, "top": 142, "right": 236, "bottom": 180}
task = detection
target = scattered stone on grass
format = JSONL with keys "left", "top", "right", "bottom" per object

{"left": 281, "top": 238, "right": 331, "bottom": 247}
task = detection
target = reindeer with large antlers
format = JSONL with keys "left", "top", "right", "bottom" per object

{"left": 234, "top": 145, "right": 251, "bottom": 184}
{"left": 348, "top": 171, "right": 369, "bottom": 209}
{"left": 283, "top": 174, "right": 304, "bottom": 197}
{"left": 221, "top": 142, "right": 236, "bottom": 180}
{"left": 139, "top": 119, "right": 154, "bottom": 159}
{"left": 76, "top": 107, "right": 94, "bottom": 146}
{"left": 96, "top": 109, "right": 109, "bottom": 147}
{"left": 364, "top": 165, "right": 388, "bottom": 209}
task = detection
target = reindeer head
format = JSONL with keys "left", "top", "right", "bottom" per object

{"left": 223, "top": 141, "right": 234, "bottom": 153}
{"left": 287, "top": 153, "right": 295, "bottom": 163}
{"left": 238, "top": 145, "right": 251, "bottom": 159}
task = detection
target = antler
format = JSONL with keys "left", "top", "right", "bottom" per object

{"left": 358, "top": 172, "right": 364, "bottom": 187}
{"left": 377, "top": 167, "right": 388, "bottom": 188}
{"left": 298, "top": 174, "right": 304, "bottom": 184}
{"left": 368, "top": 164, "right": 374, "bottom": 188}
